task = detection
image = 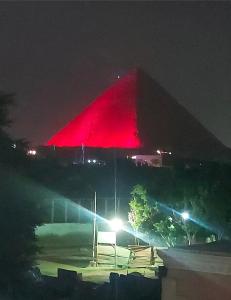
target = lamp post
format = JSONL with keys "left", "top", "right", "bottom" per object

{"left": 92, "top": 192, "right": 97, "bottom": 266}
{"left": 181, "top": 211, "right": 191, "bottom": 245}
{"left": 114, "top": 150, "right": 117, "bottom": 216}
{"left": 110, "top": 218, "right": 123, "bottom": 268}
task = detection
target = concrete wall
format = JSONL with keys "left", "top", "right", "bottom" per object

{"left": 36, "top": 223, "right": 93, "bottom": 248}
{"left": 162, "top": 268, "right": 231, "bottom": 300}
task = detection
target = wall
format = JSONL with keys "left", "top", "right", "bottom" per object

{"left": 162, "top": 268, "right": 231, "bottom": 300}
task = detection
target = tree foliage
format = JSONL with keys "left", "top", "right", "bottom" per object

{"left": 0, "top": 167, "right": 44, "bottom": 291}
{"left": 129, "top": 165, "right": 231, "bottom": 247}
{"left": 0, "top": 92, "right": 29, "bottom": 166}
{"left": 0, "top": 92, "right": 43, "bottom": 291}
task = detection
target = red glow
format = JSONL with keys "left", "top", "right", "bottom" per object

{"left": 47, "top": 71, "right": 141, "bottom": 148}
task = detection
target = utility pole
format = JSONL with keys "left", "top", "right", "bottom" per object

{"left": 92, "top": 192, "right": 97, "bottom": 265}
{"left": 64, "top": 200, "right": 68, "bottom": 223}
{"left": 82, "top": 143, "right": 85, "bottom": 164}
{"left": 51, "top": 199, "right": 55, "bottom": 223}
{"left": 78, "top": 199, "right": 81, "bottom": 222}
{"left": 114, "top": 233, "right": 117, "bottom": 269}
{"left": 114, "top": 150, "right": 117, "bottom": 216}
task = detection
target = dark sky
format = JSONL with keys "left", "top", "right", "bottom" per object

{"left": 0, "top": 1, "right": 231, "bottom": 147}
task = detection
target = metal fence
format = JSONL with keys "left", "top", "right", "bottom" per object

{"left": 42, "top": 196, "right": 129, "bottom": 224}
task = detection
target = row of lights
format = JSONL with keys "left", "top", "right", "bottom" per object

{"left": 27, "top": 149, "right": 37, "bottom": 156}
{"left": 156, "top": 149, "right": 172, "bottom": 155}
{"left": 88, "top": 159, "right": 97, "bottom": 163}
{"left": 11, "top": 143, "right": 37, "bottom": 157}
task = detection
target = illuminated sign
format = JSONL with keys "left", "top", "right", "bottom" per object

{"left": 97, "top": 231, "right": 116, "bottom": 244}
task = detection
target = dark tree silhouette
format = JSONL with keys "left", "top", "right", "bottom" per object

{"left": 0, "top": 92, "right": 43, "bottom": 293}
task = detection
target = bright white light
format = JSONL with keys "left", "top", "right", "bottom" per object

{"left": 131, "top": 155, "right": 136, "bottom": 159}
{"left": 110, "top": 218, "right": 123, "bottom": 232}
{"left": 88, "top": 159, "right": 91, "bottom": 163}
{"left": 169, "top": 152, "right": 172, "bottom": 155}
{"left": 157, "top": 150, "right": 161, "bottom": 154}
{"left": 93, "top": 159, "right": 96, "bottom": 163}
{"left": 27, "top": 149, "right": 37, "bottom": 156}
{"left": 12, "top": 143, "right": 16, "bottom": 149}
{"left": 181, "top": 211, "right": 190, "bottom": 220}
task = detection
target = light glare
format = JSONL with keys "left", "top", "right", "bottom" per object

{"left": 181, "top": 211, "right": 190, "bottom": 220}
{"left": 27, "top": 149, "right": 37, "bottom": 156}
{"left": 110, "top": 218, "right": 123, "bottom": 232}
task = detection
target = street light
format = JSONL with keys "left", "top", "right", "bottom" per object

{"left": 110, "top": 218, "right": 123, "bottom": 232}
{"left": 181, "top": 211, "right": 191, "bottom": 245}
{"left": 92, "top": 192, "right": 97, "bottom": 266}
{"left": 181, "top": 211, "right": 190, "bottom": 221}
{"left": 110, "top": 218, "right": 123, "bottom": 268}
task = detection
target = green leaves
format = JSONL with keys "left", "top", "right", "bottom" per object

{"left": 128, "top": 164, "right": 231, "bottom": 246}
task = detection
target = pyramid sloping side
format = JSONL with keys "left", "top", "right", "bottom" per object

{"left": 136, "top": 70, "right": 227, "bottom": 159}
{"left": 47, "top": 68, "right": 229, "bottom": 160}
{"left": 47, "top": 71, "right": 141, "bottom": 148}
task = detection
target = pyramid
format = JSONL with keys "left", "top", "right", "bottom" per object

{"left": 47, "top": 70, "right": 141, "bottom": 148}
{"left": 47, "top": 69, "right": 229, "bottom": 160}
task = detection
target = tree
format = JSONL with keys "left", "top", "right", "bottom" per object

{"left": 128, "top": 165, "right": 231, "bottom": 247}
{"left": 0, "top": 92, "right": 43, "bottom": 292}
{"left": 0, "top": 92, "right": 29, "bottom": 166}
{"left": 0, "top": 166, "right": 43, "bottom": 291}
{"left": 129, "top": 184, "right": 184, "bottom": 247}
{"left": 129, "top": 185, "right": 149, "bottom": 231}
{"left": 128, "top": 185, "right": 152, "bottom": 245}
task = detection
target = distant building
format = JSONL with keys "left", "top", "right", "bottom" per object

{"left": 131, "top": 154, "right": 162, "bottom": 167}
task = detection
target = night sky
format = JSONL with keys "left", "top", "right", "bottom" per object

{"left": 0, "top": 2, "right": 231, "bottom": 147}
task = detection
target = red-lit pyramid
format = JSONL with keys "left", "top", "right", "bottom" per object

{"left": 47, "top": 69, "right": 228, "bottom": 159}
{"left": 47, "top": 70, "right": 141, "bottom": 148}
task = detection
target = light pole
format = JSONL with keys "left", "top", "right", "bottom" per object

{"left": 110, "top": 218, "right": 123, "bottom": 268}
{"left": 181, "top": 211, "right": 191, "bottom": 245}
{"left": 92, "top": 192, "right": 97, "bottom": 266}
{"left": 113, "top": 150, "right": 117, "bottom": 216}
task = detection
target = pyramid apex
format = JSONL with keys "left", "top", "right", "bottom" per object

{"left": 125, "top": 67, "right": 153, "bottom": 83}
{"left": 127, "top": 66, "right": 146, "bottom": 75}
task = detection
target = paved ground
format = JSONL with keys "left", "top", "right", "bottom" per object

{"left": 38, "top": 260, "right": 155, "bottom": 284}
{"left": 38, "top": 244, "right": 155, "bottom": 283}
{"left": 38, "top": 244, "right": 130, "bottom": 265}
{"left": 97, "top": 244, "right": 131, "bottom": 266}
{"left": 36, "top": 224, "right": 157, "bottom": 283}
